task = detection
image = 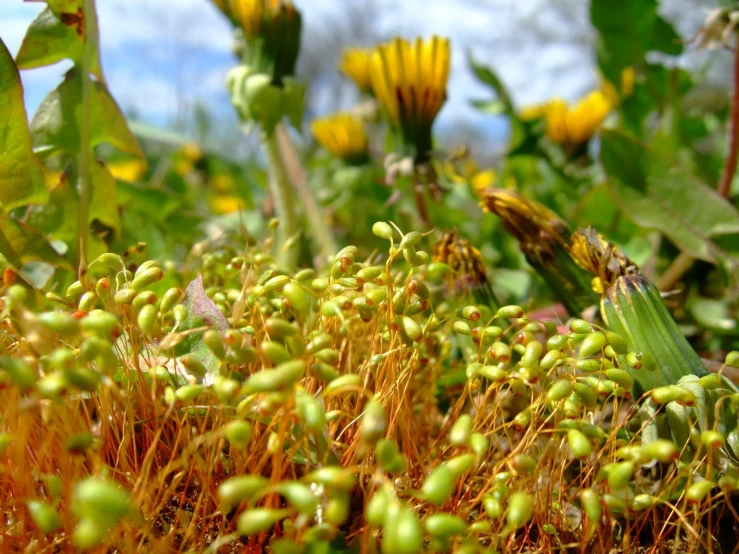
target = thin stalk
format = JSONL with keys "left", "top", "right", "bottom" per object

{"left": 76, "top": 0, "right": 95, "bottom": 262}
{"left": 657, "top": 251, "right": 694, "bottom": 292}
{"left": 718, "top": 43, "right": 739, "bottom": 198}
{"left": 263, "top": 131, "right": 299, "bottom": 268}
{"left": 275, "top": 123, "right": 337, "bottom": 266}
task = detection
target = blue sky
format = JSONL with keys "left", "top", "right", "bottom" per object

{"left": 0, "top": 0, "right": 715, "bottom": 151}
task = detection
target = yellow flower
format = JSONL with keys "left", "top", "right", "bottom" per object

{"left": 369, "top": 36, "right": 450, "bottom": 160}
{"left": 209, "top": 194, "right": 246, "bottom": 215}
{"left": 444, "top": 157, "right": 496, "bottom": 192}
{"left": 311, "top": 113, "right": 368, "bottom": 163}
{"left": 339, "top": 48, "right": 374, "bottom": 94}
{"left": 212, "top": 0, "right": 301, "bottom": 82}
{"left": 519, "top": 102, "right": 550, "bottom": 122}
{"left": 106, "top": 159, "right": 147, "bottom": 183}
{"left": 544, "top": 91, "right": 612, "bottom": 146}
{"left": 601, "top": 67, "right": 636, "bottom": 106}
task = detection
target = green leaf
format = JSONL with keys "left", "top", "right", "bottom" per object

{"left": 600, "top": 130, "right": 739, "bottom": 262}
{"left": 174, "top": 274, "right": 230, "bottom": 374}
{"left": 31, "top": 69, "right": 143, "bottom": 160}
{"left": 0, "top": 38, "right": 48, "bottom": 212}
{"left": 591, "top": 0, "right": 680, "bottom": 84}
{"left": 89, "top": 161, "right": 121, "bottom": 238}
{"left": 15, "top": 6, "right": 104, "bottom": 81}
{"left": 649, "top": 15, "right": 684, "bottom": 56}
{"left": 0, "top": 216, "right": 73, "bottom": 272}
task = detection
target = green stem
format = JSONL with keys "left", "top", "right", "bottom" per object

{"left": 275, "top": 124, "right": 337, "bottom": 267}
{"left": 76, "top": 0, "right": 94, "bottom": 262}
{"left": 263, "top": 130, "right": 299, "bottom": 268}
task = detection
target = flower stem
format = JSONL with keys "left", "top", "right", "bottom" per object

{"left": 263, "top": 130, "right": 299, "bottom": 268}
{"left": 718, "top": 42, "right": 739, "bottom": 199}
{"left": 76, "top": 0, "right": 95, "bottom": 262}
{"left": 275, "top": 123, "right": 338, "bottom": 266}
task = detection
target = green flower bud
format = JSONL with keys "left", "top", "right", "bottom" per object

{"left": 323, "top": 373, "right": 361, "bottom": 394}
{"left": 580, "top": 489, "right": 601, "bottom": 523}
{"left": 685, "top": 480, "right": 714, "bottom": 504}
{"left": 130, "top": 266, "right": 163, "bottom": 291}
{"left": 495, "top": 305, "right": 524, "bottom": 319}
{"left": 180, "top": 354, "right": 207, "bottom": 379}
{"left": 641, "top": 439, "right": 679, "bottom": 463}
{"left": 361, "top": 398, "right": 386, "bottom": 445}
{"left": 421, "top": 466, "right": 454, "bottom": 505}
{"left": 470, "top": 433, "right": 489, "bottom": 459}
{"left": 78, "top": 291, "right": 98, "bottom": 312}
{"left": 520, "top": 340, "right": 543, "bottom": 369}
{"left": 137, "top": 304, "right": 157, "bottom": 338}
{"left": 453, "top": 321, "right": 471, "bottom": 335}
{"left": 27, "top": 500, "right": 62, "bottom": 533}
{"left": 725, "top": 351, "right": 739, "bottom": 368}
{"left": 366, "top": 489, "right": 390, "bottom": 527}
{"left": 546, "top": 380, "right": 572, "bottom": 402}
{"left": 372, "top": 221, "right": 395, "bottom": 240}
{"left": 67, "top": 280, "right": 86, "bottom": 297}
{"left": 444, "top": 454, "right": 475, "bottom": 478}
{"left": 579, "top": 332, "right": 607, "bottom": 358}
{"left": 277, "top": 482, "right": 319, "bottom": 517}
{"left": 701, "top": 430, "right": 725, "bottom": 450}
{"left": 73, "top": 518, "right": 106, "bottom": 549}
{"left": 174, "top": 384, "right": 206, "bottom": 402}
{"left": 509, "top": 454, "right": 536, "bottom": 476}
{"left": 605, "top": 331, "right": 628, "bottom": 354}
{"left": 265, "top": 317, "right": 298, "bottom": 338}
{"left": 261, "top": 341, "right": 291, "bottom": 365}
{"left": 449, "top": 414, "right": 473, "bottom": 446}
{"left": 295, "top": 390, "right": 326, "bottom": 433}
{"left": 546, "top": 334, "right": 569, "bottom": 351}
{"left": 569, "top": 319, "right": 593, "bottom": 334}
{"left": 218, "top": 475, "right": 269, "bottom": 512}
{"left": 605, "top": 461, "right": 634, "bottom": 491}
{"left": 513, "top": 409, "right": 531, "bottom": 430}
{"left": 243, "top": 360, "right": 305, "bottom": 395}
{"left": 482, "top": 495, "right": 504, "bottom": 519}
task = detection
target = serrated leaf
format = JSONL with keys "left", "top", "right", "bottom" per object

{"left": 15, "top": 6, "right": 104, "bottom": 80}
{"left": 600, "top": 130, "right": 739, "bottom": 263}
{"left": 31, "top": 69, "right": 144, "bottom": 160}
{"left": 0, "top": 216, "right": 73, "bottom": 272}
{"left": 174, "top": 274, "right": 230, "bottom": 374}
{"left": 0, "top": 38, "right": 48, "bottom": 212}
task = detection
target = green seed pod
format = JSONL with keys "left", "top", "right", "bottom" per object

{"left": 375, "top": 438, "right": 399, "bottom": 471}
{"left": 277, "top": 482, "right": 319, "bottom": 517}
{"left": 603, "top": 368, "right": 633, "bottom": 389}
{"left": 213, "top": 376, "right": 240, "bottom": 401}
{"left": 426, "top": 262, "right": 451, "bottom": 279}
{"left": 224, "top": 420, "right": 253, "bottom": 448}
{"left": 449, "top": 414, "right": 473, "bottom": 446}
{"left": 320, "top": 300, "right": 342, "bottom": 317}
{"left": 137, "top": 304, "right": 157, "bottom": 337}
{"left": 685, "top": 480, "right": 714, "bottom": 503}
{"left": 306, "top": 334, "right": 332, "bottom": 354}
{"left": 72, "top": 477, "right": 131, "bottom": 527}
{"left": 80, "top": 310, "right": 119, "bottom": 338}
{"left": 382, "top": 505, "right": 423, "bottom": 554}
{"left": 203, "top": 330, "right": 226, "bottom": 360}
{"left": 312, "top": 348, "right": 339, "bottom": 366}
{"left": 580, "top": 489, "right": 601, "bottom": 523}
{"left": 0, "top": 357, "right": 36, "bottom": 391}
{"left": 572, "top": 383, "right": 596, "bottom": 408}
{"left": 66, "top": 432, "right": 95, "bottom": 454}
{"left": 482, "top": 496, "right": 504, "bottom": 519}
{"left": 424, "top": 513, "right": 467, "bottom": 537}
{"left": 459, "top": 305, "right": 481, "bottom": 322}
{"left": 361, "top": 398, "right": 387, "bottom": 445}
{"left": 132, "top": 290, "right": 157, "bottom": 311}
{"left": 701, "top": 430, "right": 725, "bottom": 450}
{"left": 579, "top": 332, "right": 607, "bottom": 358}
{"left": 262, "top": 275, "right": 290, "bottom": 293}
{"left": 72, "top": 518, "right": 106, "bottom": 549}
{"left": 651, "top": 385, "right": 688, "bottom": 404}
{"left": 27, "top": 499, "right": 62, "bottom": 533}
{"left": 567, "top": 429, "right": 592, "bottom": 459}
{"left": 726, "top": 351, "right": 739, "bottom": 368}
{"left": 130, "top": 266, "right": 163, "bottom": 291}
{"left": 509, "top": 454, "right": 536, "bottom": 476}
{"left": 67, "top": 280, "right": 86, "bottom": 297}
{"left": 39, "top": 311, "right": 80, "bottom": 337}
{"left": 265, "top": 317, "right": 298, "bottom": 338}
{"left": 227, "top": 345, "right": 258, "bottom": 364}
{"left": 292, "top": 268, "right": 314, "bottom": 282}
{"left": 311, "top": 278, "right": 328, "bottom": 292}
{"left": 372, "top": 221, "right": 394, "bottom": 239}
{"left": 453, "top": 321, "right": 472, "bottom": 335}
{"left": 506, "top": 492, "right": 534, "bottom": 529}
{"left": 469, "top": 433, "right": 489, "bottom": 459}
{"left": 78, "top": 291, "right": 98, "bottom": 312}
{"left": 546, "top": 380, "right": 572, "bottom": 402}
{"left": 357, "top": 266, "right": 384, "bottom": 282}
{"left": 218, "top": 475, "right": 269, "bottom": 512}
{"left": 174, "top": 384, "right": 206, "bottom": 402}
{"left": 540, "top": 349, "right": 563, "bottom": 370}
{"left": 606, "top": 461, "right": 634, "bottom": 491}
{"left": 625, "top": 351, "right": 657, "bottom": 372}
{"left": 478, "top": 365, "right": 507, "bottom": 382}
{"left": 303, "top": 467, "right": 356, "bottom": 492}
{"left": 444, "top": 454, "right": 475, "bottom": 478}
{"left": 295, "top": 391, "right": 327, "bottom": 433}
{"left": 0, "top": 433, "right": 12, "bottom": 455}
{"left": 490, "top": 341, "right": 511, "bottom": 362}
{"left": 366, "top": 287, "right": 388, "bottom": 306}
{"left": 237, "top": 507, "right": 290, "bottom": 536}
{"left": 469, "top": 520, "right": 491, "bottom": 533}
{"left": 719, "top": 476, "right": 737, "bottom": 490}
{"left": 631, "top": 494, "right": 657, "bottom": 512}
{"left": 261, "top": 341, "right": 292, "bottom": 365}
{"left": 546, "top": 334, "right": 569, "bottom": 352}
{"left": 283, "top": 282, "right": 309, "bottom": 317}
{"left": 604, "top": 495, "right": 626, "bottom": 514}
{"left": 520, "top": 340, "right": 543, "bottom": 369}
{"left": 576, "top": 359, "right": 602, "bottom": 373}
{"left": 399, "top": 316, "right": 422, "bottom": 342}
{"left": 495, "top": 305, "right": 524, "bottom": 319}
{"left": 605, "top": 331, "right": 628, "bottom": 354}
{"left": 512, "top": 409, "right": 532, "bottom": 430}
{"left": 157, "top": 287, "right": 181, "bottom": 313}
{"left": 310, "top": 362, "right": 339, "bottom": 382}
{"left": 243, "top": 360, "right": 305, "bottom": 395}
{"left": 114, "top": 287, "right": 136, "bottom": 306}
{"left": 569, "top": 319, "right": 593, "bottom": 334}
{"left": 698, "top": 374, "right": 721, "bottom": 390}
{"left": 180, "top": 354, "right": 207, "bottom": 379}
{"left": 421, "top": 465, "right": 454, "bottom": 505}
{"left": 323, "top": 373, "right": 361, "bottom": 394}
{"left": 641, "top": 439, "right": 679, "bottom": 463}
{"left": 366, "top": 489, "right": 390, "bottom": 527}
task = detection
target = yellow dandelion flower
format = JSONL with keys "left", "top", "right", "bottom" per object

{"left": 311, "top": 113, "right": 368, "bottom": 163}
{"left": 209, "top": 194, "right": 246, "bottom": 215}
{"left": 444, "top": 156, "right": 497, "bottom": 192}
{"left": 212, "top": 0, "right": 301, "bottom": 82}
{"left": 545, "top": 91, "right": 612, "bottom": 146}
{"left": 519, "top": 102, "right": 551, "bottom": 122}
{"left": 339, "top": 48, "right": 374, "bottom": 94}
{"left": 369, "top": 35, "right": 450, "bottom": 161}
{"left": 106, "top": 159, "right": 147, "bottom": 183}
